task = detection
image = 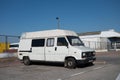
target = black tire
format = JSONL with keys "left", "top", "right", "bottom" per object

{"left": 23, "top": 57, "right": 31, "bottom": 65}
{"left": 64, "top": 58, "right": 76, "bottom": 69}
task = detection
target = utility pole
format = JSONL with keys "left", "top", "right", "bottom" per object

{"left": 56, "top": 17, "right": 60, "bottom": 29}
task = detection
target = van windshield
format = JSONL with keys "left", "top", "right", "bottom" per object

{"left": 67, "top": 36, "right": 84, "bottom": 46}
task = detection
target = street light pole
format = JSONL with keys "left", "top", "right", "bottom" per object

{"left": 56, "top": 17, "right": 60, "bottom": 29}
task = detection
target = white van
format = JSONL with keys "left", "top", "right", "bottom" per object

{"left": 18, "top": 29, "right": 96, "bottom": 68}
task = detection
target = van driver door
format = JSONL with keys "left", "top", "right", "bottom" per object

{"left": 55, "top": 37, "right": 69, "bottom": 61}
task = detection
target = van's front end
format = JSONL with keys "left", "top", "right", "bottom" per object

{"left": 65, "top": 36, "right": 96, "bottom": 68}
{"left": 76, "top": 47, "right": 96, "bottom": 64}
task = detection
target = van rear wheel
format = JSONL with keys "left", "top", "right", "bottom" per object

{"left": 64, "top": 58, "right": 76, "bottom": 69}
{"left": 23, "top": 57, "right": 31, "bottom": 65}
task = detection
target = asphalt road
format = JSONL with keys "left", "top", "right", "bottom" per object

{"left": 0, "top": 51, "right": 120, "bottom": 80}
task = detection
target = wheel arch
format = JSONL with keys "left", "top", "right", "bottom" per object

{"left": 23, "top": 56, "right": 30, "bottom": 60}
{"left": 65, "top": 56, "right": 76, "bottom": 61}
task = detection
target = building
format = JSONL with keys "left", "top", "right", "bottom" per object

{"left": 78, "top": 29, "right": 120, "bottom": 52}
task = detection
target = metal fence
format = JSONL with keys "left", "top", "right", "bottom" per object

{"left": 83, "top": 41, "right": 120, "bottom": 51}
{"left": 0, "top": 35, "right": 20, "bottom": 53}
{"left": 1, "top": 35, "right": 120, "bottom": 53}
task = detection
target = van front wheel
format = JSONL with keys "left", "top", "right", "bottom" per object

{"left": 64, "top": 58, "right": 76, "bottom": 69}
{"left": 23, "top": 57, "right": 31, "bottom": 65}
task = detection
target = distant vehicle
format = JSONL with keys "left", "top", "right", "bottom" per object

{"left": 9, "top": 43, "right": 19, "bottom": 50}
{"left": 18, "top": 29, "right": 96, "bottom": 69}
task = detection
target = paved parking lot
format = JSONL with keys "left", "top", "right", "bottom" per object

{"left": 0, "top": 51, "right": 120, "bottom": 80}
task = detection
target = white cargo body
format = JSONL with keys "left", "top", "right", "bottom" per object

{"left": 18, "top": 29, "right": 96, "bottom": 69}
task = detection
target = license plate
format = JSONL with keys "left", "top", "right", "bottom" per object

{"left": 89, "top": 60, "right": 93, "bottom": 62}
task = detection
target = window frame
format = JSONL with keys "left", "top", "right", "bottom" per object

{"left": 32, "top": 39, "right": 45, "bottom": 47}
{"left": 57, "top": 37, "right": 68, "bottom": 46}
{"left": 46, "top": 38, "right": 54, "bottom": 47}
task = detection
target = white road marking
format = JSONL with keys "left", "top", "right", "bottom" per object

{"left": 70, "top": 66, "right": 105, "bottom": 77}
{"left": 116, "top": 73, "right": 120, "bottom": 80}
{"left": 57, "top": 79, "right": 62, "bottom": 80}
{"left": 93, "top": 66, "right": 104, "bottom": 70}
{"left": 57, "top": 66, "right": 105, "bottom": 80}
{"left": 70, "top": 71, "right": 86, "bottom": 77}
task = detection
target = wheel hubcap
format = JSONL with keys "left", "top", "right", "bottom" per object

{"left": 68, "top": 61, "right": 73, "bottom": 66}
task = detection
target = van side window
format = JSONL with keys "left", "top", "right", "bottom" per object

{"left": 32, "top": 39, "right": 45, "bottom": 47}
{"left": 57, "top": 37, "right": 68, "bottom": 46}
{"left": 47, "top": 38, "right": 54, "bottom": 47}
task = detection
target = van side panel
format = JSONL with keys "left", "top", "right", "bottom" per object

{"left": 18, "top": 39, "right": 32, "bottom": 60}
{"left": 29, "top": 39, "right": 45, "bottom": 60}
{"left": 19, "top": 39, "right": 31, "bottom": 51}
{"left": 29, "top": 47, "right": 45, "bottom": 60}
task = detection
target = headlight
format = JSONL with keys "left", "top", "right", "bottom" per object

{"left": 93, "top": 52, "right": 96, "bottom": 56}
{"left": 82, "top": 52, "right": 86, "bottom": 58}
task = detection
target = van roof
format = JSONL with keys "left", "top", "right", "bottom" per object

{"left": 21, "top": 29, "right": 78, "bottom": 39}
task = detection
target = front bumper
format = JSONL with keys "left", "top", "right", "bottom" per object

{"left": 77, "top": 57, "right": 96, "bottom": 64}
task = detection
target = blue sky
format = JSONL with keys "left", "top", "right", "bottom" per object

{"left": 0, "top": 0, "right": 120, "bottom": 35}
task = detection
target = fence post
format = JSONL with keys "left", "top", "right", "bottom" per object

{"left": 114, "top": 42, "right": 117, "bottom": 51}
{"left": 5, "top": 36, "right": 8, "bottom": 52}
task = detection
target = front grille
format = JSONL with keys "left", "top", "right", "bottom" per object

{"left": 85, "top": 52, "right": 94, "bottom": 57}
{"left": 82, "top": 52, "right": 95, "bottom": 58}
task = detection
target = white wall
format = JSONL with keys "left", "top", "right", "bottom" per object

{"left": 80, "top": 36, "right": 108, "bottom": 50}
{"left": 79, "top": 29, "right": 120, "bottom": 52}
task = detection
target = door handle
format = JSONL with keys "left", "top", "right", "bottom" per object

{"left": 30, "top": 47, "right": 32, "bottom": 52}
{"left": 55, "top": 47, "right": 57, "bottom": 51}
